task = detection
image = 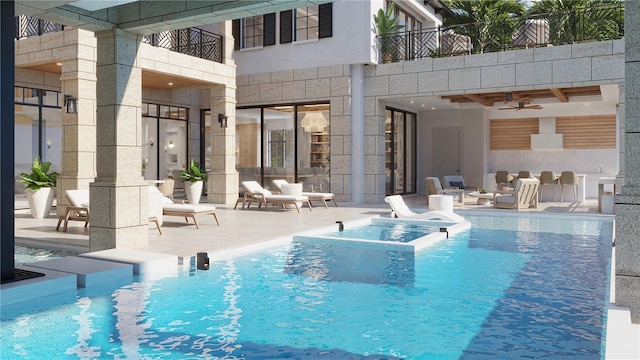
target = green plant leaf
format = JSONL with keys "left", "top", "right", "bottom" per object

{"left": 16, "top": 157, "right": 58, "bottom": 190}
{"left": 180, "top": 159, "right": 208, "bottom": 182}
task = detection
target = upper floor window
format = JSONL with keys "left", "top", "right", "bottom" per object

{"left": 391, "top": 2, "right": 422, "bottom": 32}
{"left": 234, "top": 3, "right": 332, "bottom": 48}
{"left": 295, "top": 6, "right": 319, "bottom": 41}
{"left": 242, "top": 15, "right": 263, "bottom": 48}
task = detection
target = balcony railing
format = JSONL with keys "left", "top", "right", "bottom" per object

{"left": 143, "top": 27, "right": 223, "bottom": 63}
{"left": 14, "top": 16, "right": 223, "bottom": 64}
{"left": 15, "top": 15, "right": 63, "bottom": 39}
{"left": 378, "top": 3, "right": 624, "bottom": 63}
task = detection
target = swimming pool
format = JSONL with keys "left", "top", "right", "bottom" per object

{"left": 0, "top": 213, "right": 613, "bottom": 359}
{"left": 14, "top": 245, "right": 74, "bottom": 264}
{"left": 323, "top": 221, "right": 447, "bottom": 242}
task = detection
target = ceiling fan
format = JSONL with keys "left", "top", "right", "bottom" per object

{"left": 498, "top": 101, "right": 543, "bottom": 111}
{"left": 504, "top": 92, "right": 531, "bottom": 104}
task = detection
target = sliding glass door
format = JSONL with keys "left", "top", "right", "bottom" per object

{"left": 385, "top": 107, "right": 416, "bottom": 195}
{"left": 235, "top": 103, "right": 330, "bottom": 193}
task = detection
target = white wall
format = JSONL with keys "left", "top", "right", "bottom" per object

{"left": 235, "top": 1, "right": 377, "bottom": 75}
{"left": 417, "top": 108, "right": 486, "bottom": 194}
{"left": 234, "top": 0, "right": 444, "bottom": 75}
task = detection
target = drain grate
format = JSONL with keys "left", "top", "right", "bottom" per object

{"left": 1, "top": 268, "right": 45, "bottom": 284}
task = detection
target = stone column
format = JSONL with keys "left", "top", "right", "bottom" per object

{"left": 616, "top": 0, "right": 640, "bottom": 323}
{"left": 91, "top": 29, "right": 148, "bottom": 251}
{"left": 351, "top": 64, "right": 365, "bottom": 203}
{"left": 207, "top": 84, "right": 238, "bottom": 205}
{"left": 57, "top": 29, "right": 97, "bottom": 217}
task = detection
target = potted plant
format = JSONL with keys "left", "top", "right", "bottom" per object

{"left": 180, "top": 159, "right": 208, "bottom": 204}
{"left": 374, "top": 2, "right": 404, "bottom": 63}
{"left": 17, "top": 157, "right": 58, "bottom": 219}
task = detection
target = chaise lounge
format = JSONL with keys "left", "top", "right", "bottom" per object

{"left": 238, "top": 181, "right": 312, "bottom": 213}
{"left": 56, "top": 189, "right": 90, "bottom": 232}
{"left": 384, "top": 195, "right": 465, "bottom": 222}
{"left": 149, "top": 186, "right": 220, "bottom": 228}
{"left": 271, "top": 179, "right": 337, "bottom": 208}
{"left": 57, "top": 188, "right": 163, "bottom": 233}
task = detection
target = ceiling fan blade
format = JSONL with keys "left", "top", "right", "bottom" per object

{"left": 498, "top": 107, "right": 515, "bottom": 110}
{"left": 524, "top": 105, "right": 543, "bottom": 109}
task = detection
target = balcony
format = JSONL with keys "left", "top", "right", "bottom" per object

{"left": 15, "top": 15, "right": 223, "bottom": 64}
{"left": 142, "top": 27, "right": 223, "bottom": 63}
{"left": 377, "top": 3, "right": 624, "bottom": 63}
{"left": 15, "top": 15, "right": 63, "bottom": 39}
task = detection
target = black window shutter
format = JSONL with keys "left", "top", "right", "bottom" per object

{"left": 264, "top": 13, "right": 276, "bottom": 46}
{"left": 280, "top": 10, "right": 293, "bottom": 44}
{"left": 318, "top": 3, "right": 333, "bottom": 38}
{"left": 232, "top": 19, "right": 240, "bottom": 50}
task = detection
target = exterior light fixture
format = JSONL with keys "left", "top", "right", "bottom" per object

{"left": 218, "top": 113, "right": 228, "bottom": 128}
{"left": 167, "top": 140, "right": 175, "bottom": 149}
{"left": 64, "top": 95, "right": 77, "bottom": 114}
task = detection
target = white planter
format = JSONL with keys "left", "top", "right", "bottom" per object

{"left": 184, "top": 181, "right": 203, "bottom": 204}
{"left": 25, "top": 187, "right": 55, "bottom": 219}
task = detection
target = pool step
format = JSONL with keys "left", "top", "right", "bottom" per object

{"left": 79, "top": 249, "right": 178, "bottom": 280}
{"left": 0, "top": 266, "right": 77, "bottom": 306}
{"left": 24, "top": 256, "right": 133, "bottom": 288}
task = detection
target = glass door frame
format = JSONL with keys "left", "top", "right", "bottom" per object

{"left": 385, "top": 106, "right": 417, "bottom": 195}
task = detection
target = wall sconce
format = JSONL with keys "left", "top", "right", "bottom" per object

{"left": 64, "top": 95, "right": 77, "bottom": 114}
{"left": 218, "top": 113, "right": 228, "bottom": 128}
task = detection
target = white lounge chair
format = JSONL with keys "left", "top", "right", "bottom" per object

{"left": 57, "top": 188, "right": 163, "bottom": 234}
{"left": 56, "top": 189, "right": 90, "bottom": 232}
{"left": 149, "top": 186, "right": 220, "bottom": 228}
{"left": 271, "top": 179, "right": 337, "bottom": 208}
{"left": 238, "top": 181, "right": 312, "bottom": 213}
{"left": 384, "top": 195, "right": 465, "bottom": 223}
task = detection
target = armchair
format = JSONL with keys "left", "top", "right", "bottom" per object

{"left": 493, "top": 178, "right": 540, "bottom": 210}
{"left": 426, "top": 177, "right": 464, "bottom": 205}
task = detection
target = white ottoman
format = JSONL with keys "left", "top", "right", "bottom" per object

{"left": 428, "top": 195, "right": 454, "bottom": 212}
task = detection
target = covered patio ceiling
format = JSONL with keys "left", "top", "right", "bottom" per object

{"left": 440, "top": 85, "right": 602, "bottom": 107}
{"left": 385, "top": 84, "right": 611, "bottom": 112}
{"left": 21, "top": 62, "right": 209, "bottom": 89}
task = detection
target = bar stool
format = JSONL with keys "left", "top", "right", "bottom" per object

{"left": 495, "top": 171, "right": 514, "bottom": 190}
{"left": 538, "top": 171, "right": 558, "bottom": 202}
{"left": 559, "top": 171, "right": 579, "bottom": 202}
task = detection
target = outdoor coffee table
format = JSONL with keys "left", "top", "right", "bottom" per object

{"left": 468, "top": 191, "right": 494, "bottom": 205}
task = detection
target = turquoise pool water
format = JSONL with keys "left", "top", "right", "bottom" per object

{"left": 14, "top": 245, "right": 74, "bottom": 264}
{"left": 323, "top": 222, "right": 448, "bottom": 242}
{"left": 0, "top": 214, "right": 613, "bottom": 359}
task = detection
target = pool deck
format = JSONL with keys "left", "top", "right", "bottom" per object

{"left": 6, "top": 193, "right": 640, "bottom": 359}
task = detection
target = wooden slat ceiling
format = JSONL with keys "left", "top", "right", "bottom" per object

{"left": 22, "top": 63, "right": 208, "bottom": 89}
{"left": 441, "top": 86, "right": 602, "bottom": 106}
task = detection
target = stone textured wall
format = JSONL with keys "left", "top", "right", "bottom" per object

{"left": 237, "top": 65, "right": 352, "bottom": 201}
{"left": 616, "top": 0, "right": 640, "bottom": 324}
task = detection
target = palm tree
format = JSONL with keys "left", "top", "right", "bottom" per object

{"left": 443, "top": 0, "right": 527, "bottom": 53}
{"left": 374, "top": 2, "right": 405, "bottom": 62}
{"left": 526, "top": 0, "right": 623, "bottom": 44}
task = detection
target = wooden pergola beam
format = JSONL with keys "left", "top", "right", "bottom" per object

{"left": 550, "top": 88, "right": 569, "bottom": 102}
{"left": 463, "top": 93, "right": 494, "bottom": 107}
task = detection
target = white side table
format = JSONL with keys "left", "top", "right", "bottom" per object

{"left": 598, "top": 177, "right": 616, "bottom": 214}
{"left": 468, "top": 191, "right": 494, "bottom": 205}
